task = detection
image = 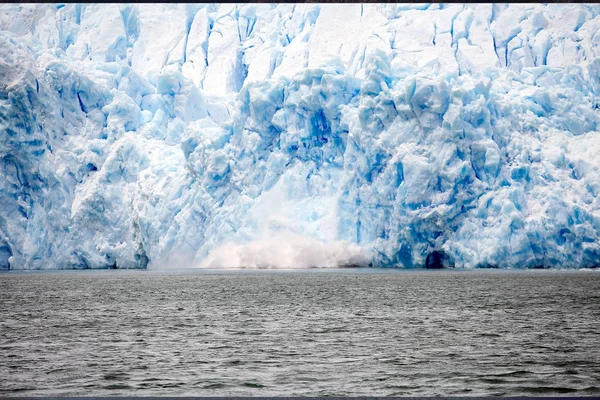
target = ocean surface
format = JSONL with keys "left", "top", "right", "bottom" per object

{"left": 1, "top": 268, "right": 599, "bottom": 396}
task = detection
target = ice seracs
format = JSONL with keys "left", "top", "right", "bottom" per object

{"left": 1, "top": 3, "right": 600, "bottom": 270}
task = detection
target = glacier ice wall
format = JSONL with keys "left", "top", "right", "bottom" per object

{"left": 1, "top": 3, "right": 600, "bottom": 269}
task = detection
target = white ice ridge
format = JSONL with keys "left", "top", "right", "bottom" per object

{"left": 1, "top": 3, "right": 600, "bottom": 269}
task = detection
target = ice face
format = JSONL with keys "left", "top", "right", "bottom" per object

{"left": 1, "top": 3, "right": 600, "bottom": 270}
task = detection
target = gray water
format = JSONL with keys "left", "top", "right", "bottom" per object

{"left": 1, "top": 268, "right": 599, "bottom": 396}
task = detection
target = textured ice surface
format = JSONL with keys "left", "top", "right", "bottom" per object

{"left": 1, "top": 3, "right": 600, "bottom": 269}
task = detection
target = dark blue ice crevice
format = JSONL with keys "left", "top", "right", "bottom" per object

{"left": 236, "top": 9, "right": 258, "bottom": 44}
{"left": 71, "top": 251, "right": 90, "bottom": 269}
{"left": 502, "top": 28, "right": 522, "bottom": 68}
{"left": 392, "top": 244, "right": 414, "bottom": 268}
{"left": 120, "top": 6, "right": 140, "bottom": 41}
{"left": 541, "top": 36, "right": 551, "bottom": 66}
{"left": 183, "top": 7, "right": 202, "bottom": 63}
{"left": 489, "top": 3, "right": 497, "bottom": 26}
{"left": 234, "top": 8, "right": 242, "bottom": 43}
{"left": 120, "top": 5, "right": 140, "bottom": 66}
{"left": 491, "top": 35, "right": 500, "bottom": 67}
{"left": 450, "top": 10, "right": 456, "bottom": 43}
{"left": 105, "top": 37, "right": 127, "bottom": 63}
{"left": 464, "top": 10, "right": 474, "bottom": 45}
{"left": 131, "top": 217, "right": 149, "bottom": 269}
{"left": 355, "top": 46, "right": 367, "bottom": 74}
{"left": 0, "top": 241, "right": 11, "bottom": 271}
{"left": 202, "top": 11, "right": 216, "bottom": 68}
{"left": 305, "top": 5, "right": 321, "bottom": 27}
{"left": 57, "top": 9, "right": 79, "bottom": 52}
{"left": 75, "top": 4, "right": 83, "bottom": 25}
{"left": 76, "top": 92, "right": 87, "bottom": 113}
{"left": 387, "top": 27, "right": 398, "bottom": 50}
{"left": 234, "top": 47, "right": 249, "bottom": 92}
{"left": 449, "top": 7, "right": 461, "bottom": 75}
{"left": 248, "top": 15, "right": 257, "bottom": 39}
{"left": 395, "top": 162, "right": 404, "bottom": 187}
{"left": 267, "top": 50, "right": 283, "bottom": 80}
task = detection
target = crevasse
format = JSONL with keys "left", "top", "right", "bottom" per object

{"left": 1, "top": 3, "right": 600, "bottom": 270}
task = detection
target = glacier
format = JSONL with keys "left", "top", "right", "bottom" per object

{"left": 1, "top": 3, "right": 600, "bottom": 270}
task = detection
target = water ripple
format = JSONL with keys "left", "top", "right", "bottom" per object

{"left": 1, "top": 269, "right": 599, "bottom": 396}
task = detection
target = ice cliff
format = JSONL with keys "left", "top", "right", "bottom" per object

{"left": 2, "top": 3, "right": 600, "bottom": 270}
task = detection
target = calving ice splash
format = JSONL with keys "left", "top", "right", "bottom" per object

{"left": 1, "top": 3, "right": 600, "bottom": 270}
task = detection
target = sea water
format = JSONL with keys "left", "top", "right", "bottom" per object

{"left": 1, "top": 268, "right": 599, "bottom": 396}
